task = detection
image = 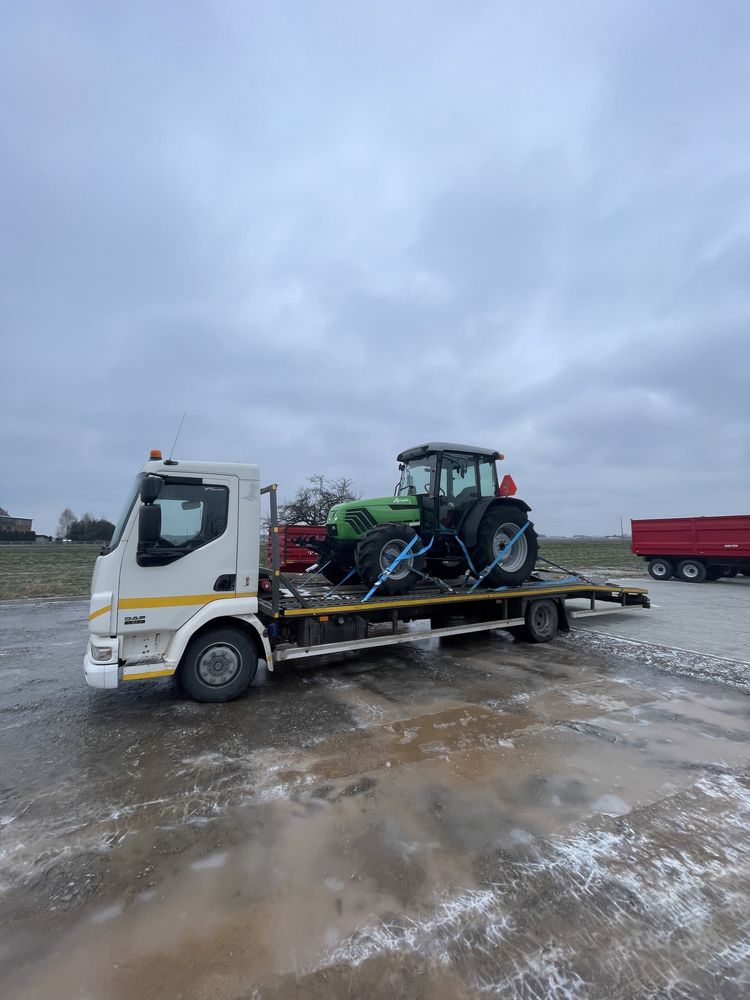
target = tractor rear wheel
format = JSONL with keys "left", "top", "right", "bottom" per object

{"left": 472, "top": 505, "right": 538, "bottom": 587}
{"left": 355, "top": 523, "right": 425, "bottom": 595}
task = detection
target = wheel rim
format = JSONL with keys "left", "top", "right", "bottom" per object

{"left": 531, "top": 603, "right": 554, "bottom": 635}
{"left": 379, "top": 539, "right": 413, "bottom": 580}
{"left": 196, "top": 642, "right": 242, "bottom": 687}
{"left": 652, "top": 562, "right": 668, "bottom": 577}
{"left": 683, "top": 563, "right": 699, "bottom": 579}
{"left": 492, "top": 523, "right": 528, "bottom": 573}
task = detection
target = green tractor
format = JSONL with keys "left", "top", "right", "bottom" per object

{"left": 309, "top": 442, "right": 539, "bottom": 595}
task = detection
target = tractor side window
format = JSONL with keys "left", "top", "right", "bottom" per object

{"left": 478, "top": 460, "right": 498, "bottom": 497}
{"left": 444, "top": 454, "right": 478, "bottom": 503}
{"left": 155, "top": 484, "right": 229, "bottom": 554}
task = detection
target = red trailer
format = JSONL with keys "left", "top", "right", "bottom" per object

{"left": 631, "top": 515, "right": 750, "bottom": 582}
{"left": 267, "top": 524, "right": 326, "bottom": 573}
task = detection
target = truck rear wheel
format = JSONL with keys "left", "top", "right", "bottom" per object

{"left": 647, "top": 558, "right": 673, "bottom": 581}
{"left": 676, "top": 559, "right": 707, "bottom": 583}
{"left": 472, "top": 505, "right": 538, "bottom": 587}
{"left": 179, "top": 625, "right": 258, "bottom": 702}
{"left": 355, "top": 523, "right": 425, "bottom": 595}
{"left": 510, "top": 599, "right": 559, "bottom": 643}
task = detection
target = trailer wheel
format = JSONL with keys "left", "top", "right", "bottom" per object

{"left": 647, "top": 558, "right": 673, "bottom": 581}
{"left": 355, "top": 523, "right": 425, "bottom": 595}
{"left": 472, "top": 505, "right": 538, "bottom": 587}
{"left": 179, "top": 625, "right": 257, "bottom": 702}
{"left": 705, "top": 567, "right": 722, "bottom": 581}
{"left": 676, "top": 559, "right": 707, "bottom": 583}
{"left": 512, "top": 599, "right": 559, "bottom": 643}
{"left": 724, "top": 568, "right": 738, "bottom": 578}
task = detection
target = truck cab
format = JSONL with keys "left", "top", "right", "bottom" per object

{"left": 84, "top": 452, "right": 268, "bottom": 698}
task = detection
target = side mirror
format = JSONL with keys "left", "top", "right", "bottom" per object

{"left": 140, "top": 475, "right": 163, "bottom": 505}
{"left": 138, "top": 503, "right": 161, "bottom": 548}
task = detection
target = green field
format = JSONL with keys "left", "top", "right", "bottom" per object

{"left": 539, "top": 538, "right": 644, "bottom": 579}
{"left": 0, "top": 545, "right": 100, "bottom": 600}
{"left": 0, "top": 537, "right": 645, "bottom": 601}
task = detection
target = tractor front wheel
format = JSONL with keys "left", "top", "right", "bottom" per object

{"left": 472, "top": 505, "right": 538, "bottom": 588}
{"left": 355, "top": 523, "right": 425, "bottom": 595}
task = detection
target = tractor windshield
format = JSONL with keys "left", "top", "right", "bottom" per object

{"left": 397, "top": 455, "right": 437, "bottom": 496}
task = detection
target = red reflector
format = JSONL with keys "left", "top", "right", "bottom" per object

{"left": 499, "top": 474, "right": 517, "bottom": 497}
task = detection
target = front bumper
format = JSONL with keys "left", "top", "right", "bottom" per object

{"left": 83, "top": 638, "right": 120, "bottom": 690}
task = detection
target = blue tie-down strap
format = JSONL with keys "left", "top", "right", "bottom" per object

{"left": 361, "top": 533, "right": 436, "bottom": 603}
{"left": 468, "top": 521, "right": 530, "bottom": 593}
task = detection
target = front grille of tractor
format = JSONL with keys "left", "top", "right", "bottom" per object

{"left": 344, "top": 508, "right": 378, "bottom": 535}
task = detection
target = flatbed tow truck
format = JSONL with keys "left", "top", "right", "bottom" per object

{"left": 84, "top": 454, "right": 649, "bottom": 702}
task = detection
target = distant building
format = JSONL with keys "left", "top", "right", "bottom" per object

{"left": 0, "top": 507, "right": 33, "bottom": 534}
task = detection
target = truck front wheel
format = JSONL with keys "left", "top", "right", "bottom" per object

{"left": 179, "top": 625, "right": 258, "bottom": 702}
{"left": 647, "top": 558, "right": 673, "bottom": 581}
{"left": 676, "top": 559, "right": 707, "bottom": 583}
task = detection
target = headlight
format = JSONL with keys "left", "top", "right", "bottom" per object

{"left": 90, "top": 643, "right": 113, "bottom": 662}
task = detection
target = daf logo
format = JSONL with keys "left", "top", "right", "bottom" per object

{"left": 124, "top": 615, "right": 146, "bottom": 625}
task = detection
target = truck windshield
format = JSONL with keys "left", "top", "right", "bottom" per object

{"left": 397, "top": 455, "right": 437, "bottom": 496}
{"left": 104, "top": 474, "right": 144, "bottom": 554}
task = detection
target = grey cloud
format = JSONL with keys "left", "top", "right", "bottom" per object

{"left": 1, "top": 1, "right": 749, "bottom": 537}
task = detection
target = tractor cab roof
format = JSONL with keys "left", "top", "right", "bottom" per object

{"left": 397, "top": 442, "right": 502, "bottom": 462}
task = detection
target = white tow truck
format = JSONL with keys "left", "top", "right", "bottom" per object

{"left": 84, "top": 450, "right": 650, "bottom": 702}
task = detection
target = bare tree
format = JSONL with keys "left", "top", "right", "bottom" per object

{"left": 57, "top": 508, "right": 76, "bottom": 539}
{"left": 276, "top": 475, "right": 360, "bottom": 526}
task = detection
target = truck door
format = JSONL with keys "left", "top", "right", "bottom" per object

{"left": 117, "top": 474, "right": 238, "bottom": 637}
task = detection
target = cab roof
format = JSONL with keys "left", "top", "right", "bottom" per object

{"left": 397, "top": 443, "right": 502, "bottom": 462}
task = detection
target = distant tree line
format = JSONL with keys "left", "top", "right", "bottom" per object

{"left": 57, "top": 508, "right": 115, "bottom": 542}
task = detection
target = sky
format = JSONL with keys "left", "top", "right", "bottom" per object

{"left": 1, "top": 1, "right": 749, "bottom": 537}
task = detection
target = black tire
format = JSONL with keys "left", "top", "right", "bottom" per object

{"left": 355, "top": 523, "right": 425, "bottom": 595}
{"left": 319, "top": 561, "right": 361, "bottom": 586}
{"left": 511, "top": 599, "right": 559, "bottom": 643}
{"left": 705, "top": 566, "right": 722, "bottom": 581}
{"left": 676, "top": 559, "right": 707, "bottom": 583}
{"left": 724, "top": 567, "right": 738, "bottom": 578}
{"left": 647, "top": 558, "right": 673, "bottom": 581}
{"left": 178, "top": 625, "right": 258, "bottom": 702}
{"left": 471, "top": 504, "right": 538, "bottom": 587}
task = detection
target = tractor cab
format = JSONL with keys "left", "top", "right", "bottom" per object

{"left": 396, "top": 443, "right": 503, "bottom": 533}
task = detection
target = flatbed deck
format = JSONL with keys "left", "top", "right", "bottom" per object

{"left": 259, "top": 574, "right": 650, "bottom": 619}
{"left": 258, "top": 572, "right": 650, "bottom": 663}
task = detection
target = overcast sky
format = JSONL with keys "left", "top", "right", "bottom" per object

{"left": 2, "top": 1, "right": 749, "bottom": 537}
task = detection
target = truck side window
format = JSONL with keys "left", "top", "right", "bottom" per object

{"left": 155, "top": 484, "right": 228, "bottom": 555}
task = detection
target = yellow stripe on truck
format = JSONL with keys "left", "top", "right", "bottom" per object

{"left": 89, "top": 605, "right": 111, "bottom": 621}
{"left": 118, "top": 592, "right": 257, "bottom": 611}
{"left": 123, "top": 668, "right": 176, "bottom": 681}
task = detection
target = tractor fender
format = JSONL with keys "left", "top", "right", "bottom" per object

{"left": 458, "top": 497, "right": 532, "bottom": 549}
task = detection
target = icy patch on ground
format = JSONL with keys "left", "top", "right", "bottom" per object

{"left": 562, "top": 630, "right": 750, "bottom": 694}
{"left": 316, "top": 773, "right": 750, "bottom": 996}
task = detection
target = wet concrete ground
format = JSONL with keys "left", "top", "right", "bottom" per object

{"left": 1, "top": 595, "right": 749, "bottom": 999}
